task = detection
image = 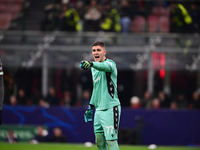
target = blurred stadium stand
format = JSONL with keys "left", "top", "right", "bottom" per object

{"left": 0, "top": 31, "right": 199, "bottom": 69}
{"left": 0, "top": 31, "right": 200, "bottom": 107}
{"left": 131, "top": 15, "right": 146, "bottom": 32}
{"left": 0, "top": 0, "right": 200, "bottom": 146}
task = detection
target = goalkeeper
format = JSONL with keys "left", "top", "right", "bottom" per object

{"left": 80, "top": 41, "right": 121, "bottom": 150}
{"left": 0, "top": 58, "right": 4, "bottom": 126}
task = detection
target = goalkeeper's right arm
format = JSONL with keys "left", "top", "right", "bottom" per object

{"left": 92, "top": 60, "right": 115, "bottom": 72}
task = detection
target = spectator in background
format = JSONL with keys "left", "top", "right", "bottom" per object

{"left": 31, "top": 89, "right": 42, "bottom": 105}
{"left": 70, "top": 0, "right": 78, "bottom": 6}
{"left": 141, "top": 91, "right": 152, "bottom": 109}
{"left": 60, "top": 68, "right": 77, "bottom": 106}
{"left": 189, "top": 91, "right": 200, "bottom": 109}
{"left": 151, "top": 1, "right": 170, "bottom": 17}
{"left": 9, "top": 95, "right": 17, "bottom": 106}
{"left": 130, "top": 96, "right": 141, "bottom": 109}
{"left": 46, "top": 86, "right": 60, "bottom": 106}
{"left": 175, "top": 93, "right": 188, "bottom": 109}
{"left": 5, "top": 130, "right": 19, "bottom": 143}
{"left": 59, "top": 2, "right": 68, "bottom": 30}
{"left": 49, "top": 127, "right": 67, "bottom": 143}
{"left": 169, "top": 2, "right": 192, "bottom": 33}
{"left": 151, "top": 98, "right": 160, "bottom": 109}
{"left": 62, "top": 90, "right": 72, "bottom": 108}
{"left": 75, "top": 1, "right": 85, "bottom": 32}
{"left": 17, "top": 89, "right": 28, "bottom": 105}
{"left": 84, "top": 0, "right": 102, "bottom": 31}
{"left": 59, "top": 3, "right": 81, "bottom": 31}
{"left": 14, "top": 68, "right": 32, "bottom": 101}
{"left": 119, "top": 0, "right": 134, "bottom": 33}
{"left": 188, "top": 3, "right": 200, "bottom": 33}
{"left": 157, "top": 91, "right": 170, "bottom": 108}
{"left": 169, "top": 2, "right": 180, "bottom": 33}
{"left": 100, "top": 2, "right": 121, "bottom": 32}
{"left": 135, "top": 2, "right": 146, "bottom": 17}
{"left": 170, "top": 101, "right": 177, "bottom": 110}
{"left": 30, "top": 126, "right": 48, "bottom": 143}
{"left": 38, "top": 99, "right": 49, "bottom": 108}
{"left": 81, "top": 90, "right": 91, "bottom": 107}
{"left": 41, "top": 0, "right": 62, "bottom": 31}
{"left": 79, "top": 69, "right": 93, "bottom": 90}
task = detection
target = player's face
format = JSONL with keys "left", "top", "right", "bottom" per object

{"left": 92, "top": 46, "right": 107, "bottom": 62}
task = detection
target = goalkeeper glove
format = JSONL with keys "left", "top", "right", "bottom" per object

{"left": 84, "top": 104, "right": 94, "bottom": 123}
{"left": 79, "top": 61, "right": 93, "bottom": 70}
{"left": 0, "top": 110, "right": 2, "bottom": 125}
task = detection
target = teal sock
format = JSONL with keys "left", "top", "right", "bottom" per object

{"left": 107, "top": 140, "right": 119, "bottom": 150}
{"left": 95, "top": 133, "right": 108, "bottom": 150}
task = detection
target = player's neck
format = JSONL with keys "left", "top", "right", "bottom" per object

{"left": 102, "top": 57, "right": 106, "bottom": 62}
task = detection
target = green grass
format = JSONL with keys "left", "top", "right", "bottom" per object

{"left": 0, "top": 143, "right": 200, "bottom": 150}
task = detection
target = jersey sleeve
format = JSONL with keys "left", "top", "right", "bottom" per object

{"left": 92, "top": 60, "right": 115, "bottom": 72}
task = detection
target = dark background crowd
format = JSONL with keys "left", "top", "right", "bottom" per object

{"left": 4, "top": 126, "right": 67, "bottom": 143}
{"left": 2, "top": 67, "right": 200, "bottom": 110}
{"left": 35, "top": 0, "right": 200, "bottom": 33}
{"left": 41, "top": 0, "right": 200, "bottom": 33}
{"left": 0, "top": 0, "right": 200, "bottom": 33}
{"left": 1, "top": 0, "right": 200, "bottom": 110}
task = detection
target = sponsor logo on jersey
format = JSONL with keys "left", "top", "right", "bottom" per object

{"left": 106, "top": 61, "right": 113, "bottom": 66}
{"left": 94, "top": 76, "right": 101, "bottom": 83}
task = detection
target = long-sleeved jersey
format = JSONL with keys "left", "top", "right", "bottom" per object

{"left": 0, "top": 59, "right": 4, "bottom": 111}
{"left": 90, "top": 59, "right": 120, "bottom": 110}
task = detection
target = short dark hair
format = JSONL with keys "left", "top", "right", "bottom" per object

{"left": 92, "top": 41, "right": 105, "bottom": 48}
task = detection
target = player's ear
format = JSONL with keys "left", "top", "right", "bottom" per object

{"left": 104, "top": 49, "right": 107, "bottom": 55}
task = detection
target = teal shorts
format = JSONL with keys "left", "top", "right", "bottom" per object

{"left": 94, "top": 105, "right": 121, "bottom": 140}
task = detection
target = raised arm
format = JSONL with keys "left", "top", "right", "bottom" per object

{"left": 92, "top": 61, "right": 114, "bottom": 72}
{"left": 80, "top": 60, "right": 115, "bottom": 73}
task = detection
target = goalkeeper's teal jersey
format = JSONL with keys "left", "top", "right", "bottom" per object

{"left": 90, "top": 59, "right": 120, "bottom": 110}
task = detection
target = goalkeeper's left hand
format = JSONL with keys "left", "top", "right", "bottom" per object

{"left": 84, "top": 104, "right": 94, "bottom": 123}
{"left": 79, "top": 61, "right": 93, "bottom": 70}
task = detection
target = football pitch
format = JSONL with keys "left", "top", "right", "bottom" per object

{"left": 1, "top": 143, "right": 200, "bottom": 150}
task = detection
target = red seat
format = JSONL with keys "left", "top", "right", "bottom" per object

{"left": 162, "top": 7, "right": 170, "bottom": 17}
{"left": 0, "top": 4, "right": 8, "bottom": 13}
{"left": 158, "top": 16, "right": 169, "bottom": 32}
{"left": 151, "top": 6, "right": 162, "bottom": 17}
{"left": 147, "top": 15, "right": 158, "bottom": 32}
{"left": 6, "top": 4, "right": 22, "bottom": 19}
{"left": 13, "top": 0, "right": 24, "bottom": 5}
{"left": 131, "top": 15, "right": 146, "bottom": 32}
{"left": 151, "top": 2, "right": 170, "bottom": 17}
{"left": 7, "top": 4, "right": 22, "bottom": 13}
{"left": 0, "top": 0, "right": 23, "bottom": 4}
{"left": 0, "top": 0, "right": 8, "bottom": 4}
{"left": 0, "top": 13, "right": 12, "bottom": 30}
{"left": 0, "top": 0, "right": 10, "bottom": 4}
